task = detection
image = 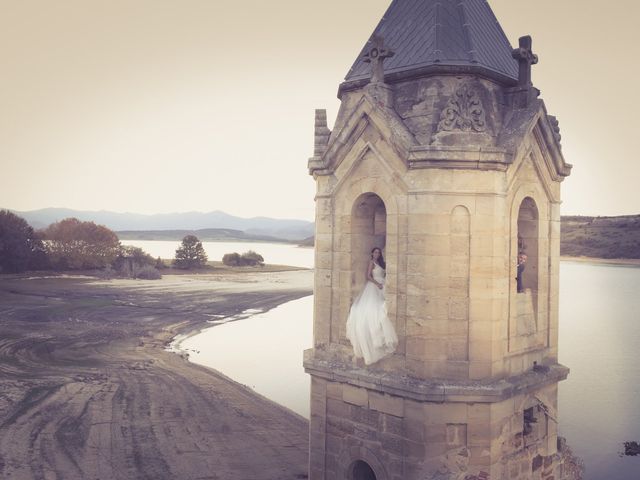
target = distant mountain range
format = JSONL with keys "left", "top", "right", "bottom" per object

{"left": 9, "top": 208, "right": 315, "bottom": 241}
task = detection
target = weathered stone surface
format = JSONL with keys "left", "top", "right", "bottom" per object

{"left": 306, "top": 1, "right": 574, "bottom": 478}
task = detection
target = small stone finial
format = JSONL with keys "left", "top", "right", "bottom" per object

{"left": 512, "top": 35, "right": 538, "bottom": 87}
{"left": 363, "top": 35, "right": 395, "bottom": 84}
{"left": 313, "top": 109, "right": 331, "bottom": 157}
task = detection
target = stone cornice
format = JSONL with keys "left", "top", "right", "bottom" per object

{"left": 408, "top": 145, "right": 513, "bottom": 171}
{"left": 304, "top": 349, "right": 569, "bottom": 404}
{"left": 338, "top": 64, "right": 517, "bottom": 99}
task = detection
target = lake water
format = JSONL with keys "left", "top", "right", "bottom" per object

{"left": 121, "top": 239, "right": 314, "bottom": 269}
{"left": 164, "top": 248, "right": 639, "bottom": 478}
{"left": 558, "top": 262, "right": 640, "bottom": 479}
{"left": 175, "top": 296, "right": 314, "bottom": 418}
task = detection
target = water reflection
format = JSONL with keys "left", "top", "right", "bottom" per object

{"left": 175, "top": 295, "right": 313, "bottom": 418}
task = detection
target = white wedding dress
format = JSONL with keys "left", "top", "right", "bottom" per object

{"left": 346, "top": 263, "right": 398, "bottom": 365}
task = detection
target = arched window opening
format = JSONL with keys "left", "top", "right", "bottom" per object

{"left": 351, "top": 460, "right": 377, "bottom": 480}
{"left": 351, "top": 193, "right": 387, "bottom": 297}
{"left": 516, "top": 197, "right": 539, "bottom": 299}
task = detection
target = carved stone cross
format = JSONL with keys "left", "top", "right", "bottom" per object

{"left": 363, "top": 35, "right": 394, "bottom": 84}
{"left": 512, "top": 35, "right": 538, "bottom": 87}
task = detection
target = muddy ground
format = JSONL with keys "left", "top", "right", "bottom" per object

{"left": 0, "top": 269, "right": 313, "bottom": 480}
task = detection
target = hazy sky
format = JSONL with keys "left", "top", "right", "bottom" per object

{"left": 1, "top": 0, "right": 638, "bottom": 221}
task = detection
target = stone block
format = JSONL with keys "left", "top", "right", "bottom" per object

{"left": 449, "top": 275, "right": 469, "bottom": 291}
{"left": 447, "top": 423, "right": 468, "bottom": 447}
{"left": 468, "top": 446, "right": 492, "bottom": 466}
{"left": 467, "top": 422, "right": 492, "bottom": 450}
{"left": 406, "top": 293, "right": 430, "bottom": 318}
{"left": 327, "top": 397, "right": 349, "bottom": 417}
{"left": 424, "top": 338, "right": 448, "bottom": 360}
{"left": 381, "top": 434, "right": 404, "bottom": 456}
{"left": 326, "top": 382, "right": 342, "bottom": 400}
{"left": 403, "top": 416, "right": 425, "bottom": 443}
{"left": 369, "top": 391, "right": 404, "bottom": 417}
{"left": 446, "top": 360, "right": 470, "bottom": 379}
{"left": 326, "top": 415, "right": 355, "bottom": 436}
{"left": 469, "top": 361, "right": 492, "bottom": 380}
{"left": 351, "top": 404, "right": 380, "bottom": 428}
{"left": 425, "top": 235, "right": 452, "bottom": 256}
{"left": 450, "top": 236, "right": 470, "bottom": 256}
{"left": 342, "top": 384, "right": 368, "bottom": 407}
{"left": 422, "top": 403, "right": 449, "bottom": 425}
{"left": 406, "top": 336, "right": 426, "bottom": 357}
{"left": 450, "top": 256, "right": 470, "bottom": 277}
{"left": 424, "top": 215, "right": 453, "bottom": 235}
{"left": 406, "top": 439, "right": 426, "bottom": 460}
{"left": 447, "top": 338, "right": 469, "bottom": 361}
{"left": 469, "top": 300, "right": 496, "bottom": 323}
{"left": 448, "top": 297, "right": 469, "bottom": 320}
{"left": 382, "top": 413, "right": 404, "bottom": 436}
{"left": 326, "top": 434, "right": 342, "bottom": 455}
{"left": 316, "top": 214, "right": 333, "bottom": 234}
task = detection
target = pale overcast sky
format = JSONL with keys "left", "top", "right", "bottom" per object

{"left": 1, "top": 0, "right": 638, "bottom": 221}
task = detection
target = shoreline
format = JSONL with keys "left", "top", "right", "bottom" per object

{"left": 560, "top": 255, "right": 640, "bottom": 267}
{"left": 0, "top": 269, "right": 313, "bottom": 479}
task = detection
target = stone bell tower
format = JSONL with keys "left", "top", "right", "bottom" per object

{"left": 305, "top": 1, "right": 576, "bottom": 479}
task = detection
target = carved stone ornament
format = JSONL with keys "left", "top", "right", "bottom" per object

{"left": 548, "top": 115, "right": 562, "bottom": 144}
{"left": 437, "top": 84, "right": 487, "bottom": 133}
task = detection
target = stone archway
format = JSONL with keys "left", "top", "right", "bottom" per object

{"left": 350, "top": 460, "right": 377, "bottom": 480}
{"left": 351, "top": 192, "right": 387, "bottom": 299}
{"left": 517, "top": 196, "right": 539, "bottom": 299}
{"left": 340, "top": 446, "right": 388, "bottom": 480}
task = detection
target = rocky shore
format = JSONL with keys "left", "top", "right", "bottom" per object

{"left": 0, "top": 270, "right": 313, "bottom": 479}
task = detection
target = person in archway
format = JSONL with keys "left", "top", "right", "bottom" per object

{"left": 346, "top": 247, "right": 398, "bottom": 365}
{"left": 516, "top": 252, "right": 527, "bottom": 293}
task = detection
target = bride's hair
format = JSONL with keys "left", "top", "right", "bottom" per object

{"left": 371, "top": 247, "right": 386, "bottom": 269}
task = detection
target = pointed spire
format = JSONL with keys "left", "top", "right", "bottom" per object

{"left": 341, "top": 0, "right": 519, "bottom": 93}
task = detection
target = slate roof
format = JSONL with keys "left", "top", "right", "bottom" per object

{"left": 343, "top": 0, "right": 519, "bottom": 87}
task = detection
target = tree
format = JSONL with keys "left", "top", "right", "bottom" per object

{"left": 0, "top": 210, "right": 48, "bottom": 273}
{"left": 41, "top": 218, "right": 121, "bottom": 270}
{"left": 173, "top": 235, "right": 208, "bottom": 269}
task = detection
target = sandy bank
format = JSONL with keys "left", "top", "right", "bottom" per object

{"left": 0, "top": 269, "right": 312, "bottom": 480}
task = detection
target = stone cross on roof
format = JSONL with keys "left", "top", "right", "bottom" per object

{"left": 512, "top": 35, "right": 538, "bottom": 87}
{"left": 363, "top": 35, "right": 395, "bottom": 84}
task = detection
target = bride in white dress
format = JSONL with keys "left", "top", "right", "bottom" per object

{"left": 346, "top": 247, "right": 398, "bottom": 365}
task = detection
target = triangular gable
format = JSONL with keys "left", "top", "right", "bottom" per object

{"left": 318, "top": 94, "right": 418, "bottom": 175}
{"left": 500, "top": 101, "right": 572, "bottom": 182}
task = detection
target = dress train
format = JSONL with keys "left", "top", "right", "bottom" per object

{"left": 346, "top": 263, "right": 398, "bottom": 365}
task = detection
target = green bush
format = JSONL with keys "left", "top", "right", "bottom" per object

{"left": 134, "top": 265, "right": 162, "bottom": 280}
{"left": 241, "top": 250, "right": 264, "bottom": 266}
{"left": 222, "top": 250, "right": 264, "bottom": 267}
{"left": 222, "top": 252, "right": 241, "bottom": 266}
